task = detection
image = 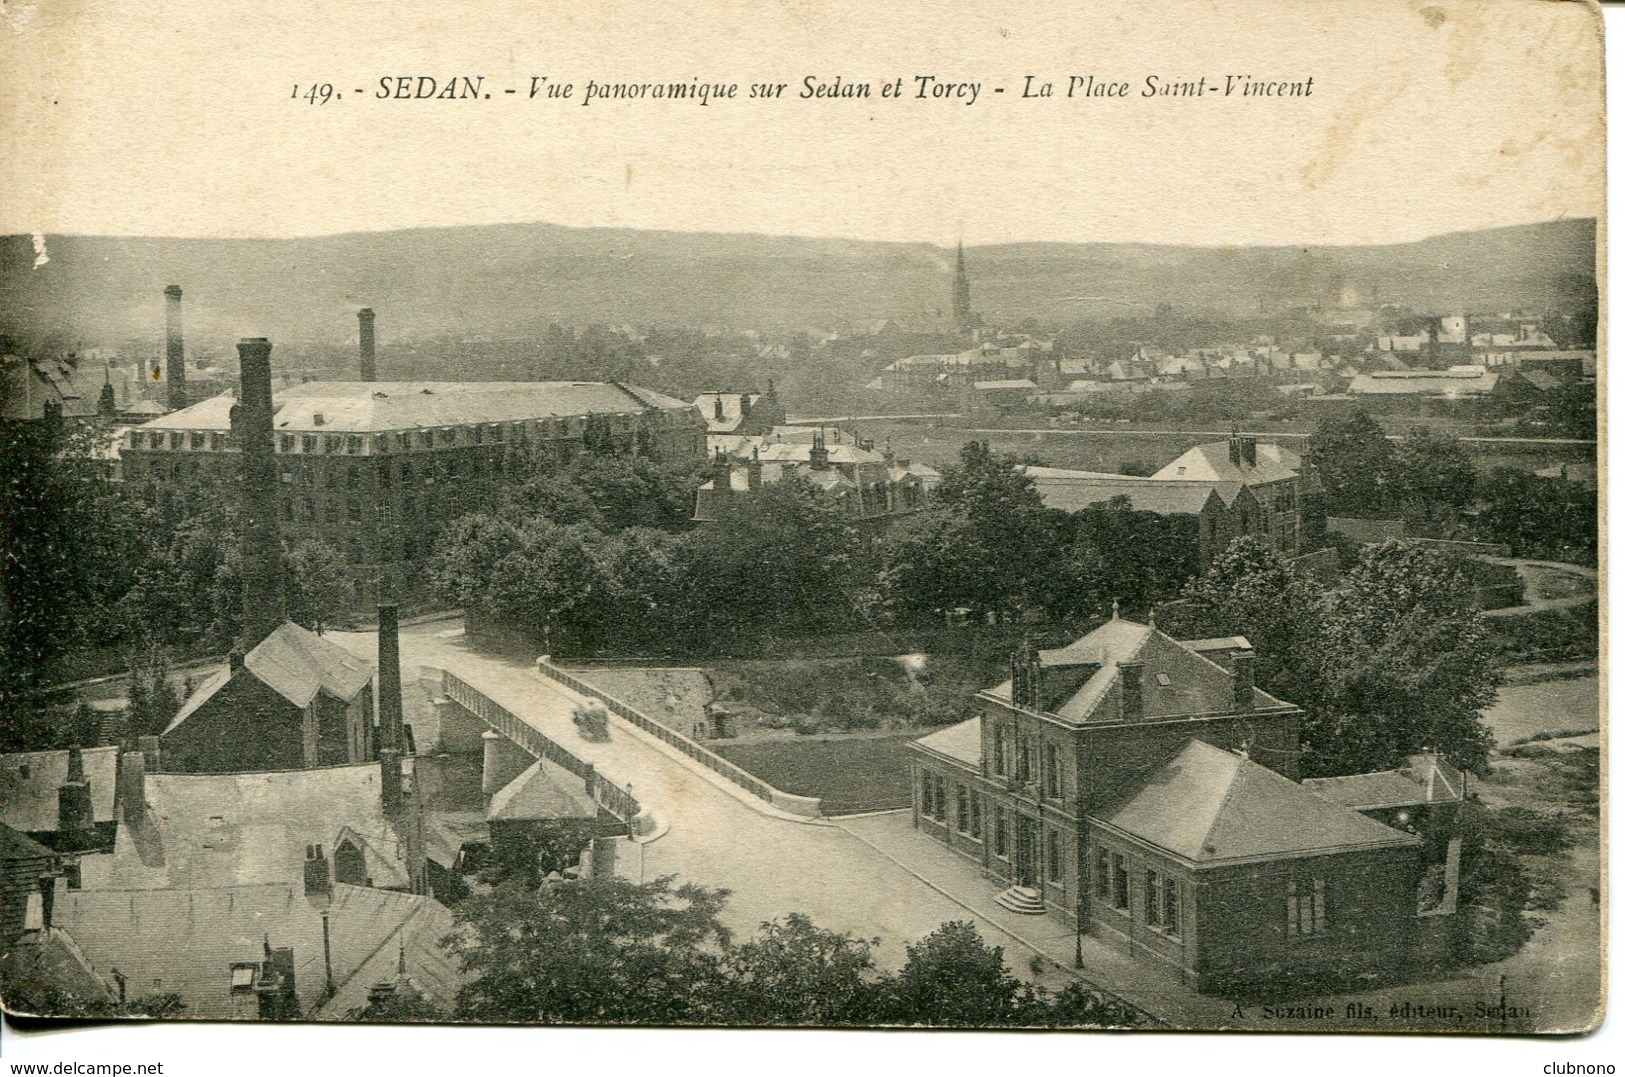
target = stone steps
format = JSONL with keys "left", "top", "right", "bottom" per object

{"left": 995, "top": 885, "right": 1046, "bottom": 914}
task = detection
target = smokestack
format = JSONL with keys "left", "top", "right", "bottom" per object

{"left": 358, "top": 308, "right": 377, "bottom": 382}
{"left": 377, "top": 604, "right": 403, "bottom": 753}
{"left": 379, "top": 748, "right": 403, "bottom": 816}
{"left": 164, "top": 285, "right": 187, "bottom": 410}
{"left": 235, "top": 338, "right": 284, "bottom": 647}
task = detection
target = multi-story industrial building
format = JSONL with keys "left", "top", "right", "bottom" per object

{"left": 122, "top": 377, "right": 704, "bottom": 602}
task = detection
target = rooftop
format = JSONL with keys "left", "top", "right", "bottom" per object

{"left": 1303, "top": 754, "right": 1465, "bottom": 811}
{"left": 0, "top": 747, "right": 119, "bottom": 834}
{"left": 54, "top": 881, "right": 458, "bottom": 1020}
{"left": 1093, "top": 740, "right": 1419, "bottom": 866}
{"left": 79, "top": 762, "right": 405, "bottom": 891}
{"left": 1152, "top": 440, "right": 1300, "bottom": 487}
{"left": 1020, "top": 466, "right": 1232, "bottom": 516}
{"left": 137, "top": 380, "right": 694, "bottom": 434}
{"left": 984, "top": 617, "right": 1288, "bottom": 724}
{"left": 914, "top": 717, "right": 983, "bottom": 768}
{"left": 169, "top": 622, "right": 374, "bottom": 730}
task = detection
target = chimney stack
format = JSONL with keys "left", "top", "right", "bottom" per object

{"left": 303, "top": 844, "right": 332, "bottom": 899}
{"left": 58, "top": 745, "right": 95, "bottom": 848}
{"left": 1119, "top": 660, "right": 1144, "bottom": 722}
{"left": 119, "top": 750, "right": 146, "bottom": 824}
{"left": 235, "top": 338, "right": 285, "bottom": 648}
{"left": 164, "top": 286, "right": 187, "bottom": 410}
{"left": 377, "top": 604, "right": 404, "bottom": 752}
{"left": 358, "top": 308, "right": 377, "bottom": 382}
{"left": 1232, "top": 650, "right": 1256, "bottom": 713}
{"left": 380, "top": 748, "right": 404, "bottom": 817}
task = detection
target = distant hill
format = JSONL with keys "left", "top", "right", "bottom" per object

{"left": 0, "top": 218, "right": 1596, "bottom": 350}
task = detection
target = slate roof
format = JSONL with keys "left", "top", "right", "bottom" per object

{"left": 1302, "top": 755, "right": 1464, "bottom": 810}
{"left": 984, "top": 618, "right": 1288, "bottom": 724}
{"left": 1092, "top": 740, "right": 1418, "bottom": 866}
{"left": 55, "top": 882, "right": 459, "bottom": 1020}
{"left": 0, "top": 747, "right": 119, "bottom": 833}
{"left": 79, "top": 763, "right": 405, "bottom": 891}
{"left": 0, "top": 821, "right": 57, "bottom": 862}
{"left": 1021, "top": 466, "right": 1228, "bottom": 516}
{"left": 693, "top": 392, "right": 764, "bottom": 433}
{"left": 914, "top": 717, "right": 983, "bottom": 767}
{"left": 169, "top": 622, "right": 374, "bottom": 730}
{"left": 138, "top": 380, "right": 693, "bottom": 434}
{"left": 487, "top": 759, "right": 599, "bottom": 822}
{"left": 1152, "top": 441, "right": 1299, "bottom": 487}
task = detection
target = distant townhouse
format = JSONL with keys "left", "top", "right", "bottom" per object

{"left": 693, "top": 430, "right": 938, "bottom": 521}
{"left": 1152, "top": 435, "right": 1311, "bottom": 556}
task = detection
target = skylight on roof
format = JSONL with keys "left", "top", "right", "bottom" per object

{"left": 1155, "top": 673, "right": 1172, "bottom": 687}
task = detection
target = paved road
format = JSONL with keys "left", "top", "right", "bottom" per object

{"left": 1480, "top": 558, "right": 1597, "bottom": 618}
{"left": 326, "top": 620, "right": 1097, "bottom": 982}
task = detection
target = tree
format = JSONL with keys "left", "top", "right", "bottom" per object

{"left": 284, "top": 540, "right": 357, "bottom": 631}
{"left": 1472, "top": 467, "right": 1597, "bottom": 565}
{"left": 1306, "top": 410, "right": 1398, "bottom": 516}
{"left": 878, "top": 921, "right": 1036, "bottom": 1026}
{"left": 880, "top": 443, "right": 1063, "bottom": 621}
{"left": 125, "top": 648, "right": 182, "bottom": 740}
{"left": 1393, "top": 427, "right": 1477, "bottom": 513}
{"left": 1170, "top": 536, "right": 1330, "bottom": 711}
{"left": 1308, "top": 541, "right": 1499, "bottom": 776}
{"left": 446, "top": 875, "right": 732, "bottom": 1024}
{"left": 717, "top": 913, "right": 881, "bottom": 1025}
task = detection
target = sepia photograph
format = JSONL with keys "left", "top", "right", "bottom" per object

{"left": 0, "top": 0, "right": 1607, "bottom": 1065}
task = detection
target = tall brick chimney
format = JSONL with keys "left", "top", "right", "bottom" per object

{"left": 377, "top": 604, "right": 405, "bottom": 815}
{"left": 358, "top": 308, "right": 377, "bottom": 382}
{"left": 58, "top": 744, "right": 95, "bottom": 848}
{"left": 235, "top": 338, "right": 284, "bottom": 648}
{"left": 164, "top": 285, "right": 188, "bottom": 410}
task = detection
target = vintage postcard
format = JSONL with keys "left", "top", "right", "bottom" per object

{"left": 0, "top": 0, "right": 1604, "bottom": 1054}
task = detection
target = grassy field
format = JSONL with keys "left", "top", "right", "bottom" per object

{"left": 714, "top": 734, "right": 920, "bottom": 815}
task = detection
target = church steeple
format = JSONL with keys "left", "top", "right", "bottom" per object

{"left": 952, "top": 241, "right": 974, "bottom": 335}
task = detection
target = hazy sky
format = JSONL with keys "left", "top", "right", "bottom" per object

{"left": 0, "top": 0, "right": 1603, "bottom": 248}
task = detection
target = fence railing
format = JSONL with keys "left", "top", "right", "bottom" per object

{"left": 442, "top": 670, "right": 641, "bottom": 824}
{"left": 534, "top": 658, "right": 823, "bottom": 819}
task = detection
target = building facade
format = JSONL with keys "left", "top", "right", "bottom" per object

{"left": 120, "top": 380, "right": 705, "bottom": 602}
{"left": 909, "top": 616, "right": 1457, "bottom": 993}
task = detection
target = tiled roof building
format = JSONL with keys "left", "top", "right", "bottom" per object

{"left": 909, "top": 614, "right": 1461, "bottom": 993}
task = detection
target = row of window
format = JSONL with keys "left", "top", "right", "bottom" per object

{"left": 923, "top": 772, "right": 1067, "bottom": 886}
{"left": 132, "top": 413, "right": 678, "bottom": 456}
{"left": 989, "top": 723, "right": 1064, "bottom": 799}
{"left": 1094, "top": 846, "right": 1183, "bottom": 937}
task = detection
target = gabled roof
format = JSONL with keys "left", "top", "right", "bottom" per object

{"left": 1093, "top": 740, "right": 1418, "bottom": 866}
{"left": 487, "top": 759, "right": 599, "bottom": 822}
{"left": 0, "top": 747, "right": 119, "bottom": 833}
{"left": 167, "top": 622, "right": 373, "bottom": 732}
{"left": 1152, "top": 441, "right": 1299, "bottom": 487}
{"left": 693, "top": 392, "right": 763, "bottom": 433}
{"left": 54, "top": 882, "right": 458, "bottom": 1020}
{"left": 247, "top": 622, "right": 374, "bottom": 709}
{"left": 985, "top": 618, "right": 1288, "bottom": 724}
{"left": 1348, "top": 371, "right": 1498, "bottom": 396}
{"left": 138, "top": 380, "right": 693, "bottom": 433}
{"left": 914, "top": 717, "right": 982, "bottom": 768}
